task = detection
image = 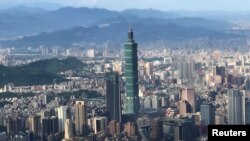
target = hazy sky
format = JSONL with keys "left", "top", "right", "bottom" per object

{"left": 1, "top": 0, "right": 250, "bottom": 11}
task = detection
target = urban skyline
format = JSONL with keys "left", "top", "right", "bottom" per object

{"left": 0, "top": 1, "right": 250, "bottom": 141}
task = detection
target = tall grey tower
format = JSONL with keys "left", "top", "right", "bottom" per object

{"left": 200, "top": 104, "right": 215, "bottom": 126}
{"left": 124, "top": 26, "right": 140, "bottom": 114}
{"left": 228, "top": 89, "right": 244, "bottom": 125}
{"left": 106, "top": 72, "right": 121, "bottom": 122}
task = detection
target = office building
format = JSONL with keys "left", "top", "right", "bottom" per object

{"left": 150, "top": 119, "right": 163, "bottom": 141}
{"left": 124, "top": 26, "right": 140, "bottom": 114}
{"left": 25, "top": 131, "right": 35, "bottom": 141}
{"left": 245, "top": 98, "right": 250, "bottom": 124}
{"left": 47, "top": 133, "right": 55, "bottom": 141}
{"left": 136, "top": 117, "right": 150, "bottom": 129}
{"left": 164, "top": 116, "right": 197, "bottom": 141}
{"left": 87, "top": 49, "right": 95, "bottom": 58}
{"left": 92, "top": 116, "right": 107, "bottom": 134}
{"left": 177, "top": 59, "right": 194, "bottom": 84}
{"left": 181, "top": 87, "right": 196, "bottom": 113}
{"left": 106, "top": 72, "right": 121, "bottom": 122}
{"left": 108, "top": 120, "right": 121, "bottom": 136}
{"left": 151, "top": 95, "right": 159, "bottom": 109}
{"left": 51, "top": 116, "right": 59, "bottom": 134}
{"left": 124, "top": 122, "right": 138, "bottom": 138}
{"left": 200, "top": 104, "right": 215, "bottom": 126}
{"left": 179, "top": 100, "right": 192, "bottom": 116}
{"left": 228, "top": 89, "right": 244, "bottom": 125}
{"left": 6, "top": 116, "right": 23, "bottom": 136}
{"left": 144, "top": 62, "right": 153, "bottom": 76}
{"left": 245, "top": 77, "right": 250, "bottom": 91}
{"left": 42, "top": 117, "right": 52, "bottom": 135}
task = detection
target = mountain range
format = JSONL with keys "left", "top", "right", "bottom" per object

{"left": 0, "top": 6, "right": 248, "bottom": 48}
{"left": 0, "top": 6, "right": 121, "bottom": 38}
{"left": 2, "top": 20, "right": 239, "bottom": 47}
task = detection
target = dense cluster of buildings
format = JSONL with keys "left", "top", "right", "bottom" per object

{"left": 1, "top": 27, "right": 250, "bottom": 141}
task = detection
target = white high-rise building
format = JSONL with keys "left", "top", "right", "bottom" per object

{"left": 64, "top": 119, "right": 74, "bottom": 140}
{"left": 66, "top": 49, "right": 71, "bottom": 56}
{"left": 42, "top": 93, "right": 47, "bottom": 105}
{"left": 145, "top": 62, "right": 152, "bottom": 76}
{"left": 58, "top": 106, "right": 68, "bottom": 131}
{"left": 152, "top": 95, "right": 159, "bottom": 109}
{"left": 87, "top": 49, "right": 95, "bottom": 58}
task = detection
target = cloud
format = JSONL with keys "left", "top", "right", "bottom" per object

{"left": 62, "top": 0, "right": 100, "bottom": 6}
{"left": 1, "top": 0, "right": 250, "bottom": 11}
{"left": 87, "top": 0, "right": 99, "bottom": 5}
{"left": 0, "top": 0, "right": 100, "bottom": 7}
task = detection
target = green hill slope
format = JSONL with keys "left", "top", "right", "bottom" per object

{"left": 0, "top": 57, "right": 84, "bottom": 86}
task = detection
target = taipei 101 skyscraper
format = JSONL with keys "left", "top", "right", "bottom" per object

{"left": 124, "top": 26, "right": 140, "bottom": 115}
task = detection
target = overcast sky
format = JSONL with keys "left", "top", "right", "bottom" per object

{"left": 0, "top": 0, "right": 250, "bottom": 11}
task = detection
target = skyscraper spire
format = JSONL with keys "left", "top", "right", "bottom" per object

{"left": 129, "top": 22, "right": 132, "bottom": 32}
{"left": 128, "top": 23, "right": 134, "bottom": 42}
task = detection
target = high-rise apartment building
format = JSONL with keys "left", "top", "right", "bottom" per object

{"left": 64, "top": 119, "right": 74, "bottom": 140}
{"left": 28, "top": 115, "right": 41, "bottom": 137}
{"left": 58, "top": 106, "right": 68, "bottom": 132}
{"left": 75, "top": 101, "right": 87, "bottom": 136}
